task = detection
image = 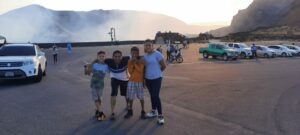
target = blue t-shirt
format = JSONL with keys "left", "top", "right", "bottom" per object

{"left": 93, "top": 63, "right": 109, "bottom": 73}
{"left": 144, "top": 51, "right": 164, "bottom": 80}
{"left": 251, "top": 45, "right": 257, "bottom": 51}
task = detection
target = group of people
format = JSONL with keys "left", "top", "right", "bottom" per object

{"left": 85, "top": 39, "right": 167, "bottom": 125}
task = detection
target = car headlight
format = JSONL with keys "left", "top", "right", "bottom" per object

{"left": 23, "top": 60, "right": 34, "bottom": 66}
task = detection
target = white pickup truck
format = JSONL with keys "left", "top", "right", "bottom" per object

{"left": 227, "top": 43, "right": 253, "bottom": 59}
{"left": 0, "top": 44, "right": 47, "bottom": 82}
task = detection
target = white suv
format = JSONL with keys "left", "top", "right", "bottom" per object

{"left": 227, "top": 43, "right": 253, "bottom": 59}
{"left": 0, "top": 44, "right": 47, "bottom": 82}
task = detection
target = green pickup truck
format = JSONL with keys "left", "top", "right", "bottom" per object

{"left": 199, "top": 43, "right": 239, "bottom": 61}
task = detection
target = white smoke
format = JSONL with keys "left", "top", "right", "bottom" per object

{"left": 0, "top": 5, "right": 217, "bottom": 43}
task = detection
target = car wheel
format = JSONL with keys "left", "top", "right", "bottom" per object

{"left": 264, "top": 53, "right": 269, "bottom": 58}
{"left": 43, "top": 62, "right": 47, "bottom": 76}
{"left": 34, "top": 66, "right": 43, "bottom": 83}
{"left": 222, "top": 54, "right": 228, "bottom": 61}
{"left": 176, "top": 57, "right": 183, "bottom": 63}
{"left": 282, "top": 52, "right": 287, "bottom": 57}
{"left": 240, "top": 52, "right": 246, "bottom": 59}
{"left": 297, "top": 52, "right": 300, "bottom": 56}
{"left": 203, "top": 52, "right": 209, "bottom": 59}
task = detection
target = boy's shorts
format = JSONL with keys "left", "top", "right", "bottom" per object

{"left": 127, "top": 81, "right": 144, "bottom": 100}
{"left": 111, "top": 78, "right": 128, "bottom": 96}
{"left": 91, "top": 88, "right": 104, "bottom": 101}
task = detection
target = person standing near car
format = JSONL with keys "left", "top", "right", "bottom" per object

{"left": 251, "top": 44, "right": 257, "bottom": 59}
{"left": 143, "top": 39, "right": 167, "bottom": 125}
{"left": 52, "top": 44, "right": 58, "bottom": 64}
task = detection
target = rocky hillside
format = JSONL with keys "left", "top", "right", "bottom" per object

{"left": 210, "top": 0, "right": 300, "bottom": 37}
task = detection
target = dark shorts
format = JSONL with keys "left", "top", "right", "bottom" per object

{"left": 111, "top": 78, "right": 128, "bottom": 96}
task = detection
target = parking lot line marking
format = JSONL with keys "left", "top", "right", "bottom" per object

{"left": 164, "top": 75, "right": 193, "bottom": 81}
{"left": 164, "top": 102, "right": 267, "bottom": 135}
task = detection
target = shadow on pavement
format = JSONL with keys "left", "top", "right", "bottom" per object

{"left": 0, "top": 79, "right": 34, "bottom": 89}
{"left": 67, "top": 116, "right": 161, "bottom": 135}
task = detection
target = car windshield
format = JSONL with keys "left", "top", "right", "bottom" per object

{"left": 239, "top": 44, "right": 249, "bottom": 48}
{"left": 218, "top": 45, "right": 229, "bottom": 49}
{"left": 260, "top": 46, "right": 267, "bottom": 50}
{"left": 0, "top": 46, "right": 36, "bottom": 56}
{"left": 280, "top": 46, "right": 289, "bottom": 50}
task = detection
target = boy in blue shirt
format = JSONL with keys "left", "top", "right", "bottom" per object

{"left": 86, "top": 51, "right": 109, "bottom": 121}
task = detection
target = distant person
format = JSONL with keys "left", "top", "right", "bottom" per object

{"left": 104, "top": 50, "right": 130, "bottom": 120}
{"left": 86, "top": 51, "right": 109, "bottom": 121}
{"left": 124, "top": 47, "right": 146, "bottom": 119}
{"left": 251, "top": 44, "right": 257, "bottom": 59}
{"left": 52, "top": 44, "right": 58, "bottom": 64}
{"left": 156, "top": 45, "right": 163, "bottom": 53}
{"left": 143, "top": 39, "right": 167, "bottom": 125}
{"left": 67, "top": 43, "right": 72, "bottom": 54}
{"left": 166, "top": 44, "right": 171, "bottom": 61}
{"left": 183, "top": 40, "right": 187, "bottom": 49}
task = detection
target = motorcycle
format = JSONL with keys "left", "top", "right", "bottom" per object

{"left": 169, "top": 48, "right": 183, "bottom": 63}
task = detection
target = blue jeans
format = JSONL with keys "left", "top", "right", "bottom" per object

{"left": 146, "top": 77, "right": 163, "bottom": 115}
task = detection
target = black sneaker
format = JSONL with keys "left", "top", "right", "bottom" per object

{"left": 97, "top": 112, "right": 106, "bottom": 121}
{"left": 95, "top": 110, "right": 100, "bottom": 118}
{"left": 140, "top": 110, "right": 146, "bottom": 120}
{"left": 124, "top": 110, "right": 133, "bottom": 119}
{"left": 110, "top": 113, "right": 116, "bottom": 121}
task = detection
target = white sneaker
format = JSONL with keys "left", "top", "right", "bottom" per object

{"left": 146, "top": 110, "right": 158, "bottom": 118}
{"left": 157, "top": 115, "right": 165, "bottom": 125}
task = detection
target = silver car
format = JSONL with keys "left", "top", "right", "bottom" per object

{"left": 284, "top": 45, "right": 300, "bottom": 56}
{"left": 256, "top": 45, "right": 276, "bottom": 58}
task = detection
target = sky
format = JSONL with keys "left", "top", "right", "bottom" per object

{"left": 0, "top": 0, "right": 253, "bottom": 25}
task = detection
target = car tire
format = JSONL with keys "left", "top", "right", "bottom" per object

{"left": 34, "top": 66, "right": 43, "bottom": 83}
{"left": 297, "top": 52, "right": 300, "bottom": 56}
{"left": 264, "top": 53, "right": 269, "bottom": 58}
{"left": 222, "top": 54, "right": 228, "bottom": 61}
{"left": 203, "top": 52, "right": 209, "bottom": 59}
{"left": 43, "top": 62, "right": 47, "bottom": 76}
{"left": 282, "top": 52, "right": 287, "bottom": 57}
{"left": 240, "top": 52, "right": 246, "bottom": 59}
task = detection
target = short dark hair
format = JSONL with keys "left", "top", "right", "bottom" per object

{"left": 131, "top": 46, "right": 139, "bottom": 52}
{"left": 113, "top": 50, "right": 122, "bottom": 56}
{"left": 97, "top": 51, "right": 105, "bottom": 55}
{"left": 145, "top": 39, "right": 153, "bottom": 44}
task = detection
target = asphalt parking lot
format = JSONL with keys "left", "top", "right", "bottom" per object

{"left": 0, "top": 44, "right": 299, "bottom": 135}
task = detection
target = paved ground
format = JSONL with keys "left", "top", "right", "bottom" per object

{"left": 0, "top": 43, "right": 299, "bottom": 135}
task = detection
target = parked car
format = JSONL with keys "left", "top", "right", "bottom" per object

{"left": 284, "top": 45, "right": 300, "bottom": 56}
{"left": 199, "top": 43, "right": 239, "bottom": 61}
{"left": 256, "top": 45, "right": 276, "bottom": 58}
{"left": 226, "top": 43, "right": 253, "bottom": 59}
{"left": 0, "top": 43, "right": 47, "bottom": 82}
{"left": 268, "top": 45, "right": 294, "bottom": 57}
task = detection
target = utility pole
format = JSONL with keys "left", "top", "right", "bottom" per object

{"left": 108, "top": 27, "right": 116, "bottom": 45}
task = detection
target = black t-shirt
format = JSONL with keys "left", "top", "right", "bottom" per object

{"left": 105, "top": 56, "right": 130, "bottom": 73}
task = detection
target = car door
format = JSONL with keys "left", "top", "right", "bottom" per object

{"left": 215, "top": 45, "right": 225, "bottom": 55}
{"left": 209, "top": 44, "right": 218, "bottom": 55}
{"left": 256, "top": 46, "right": 263, "bottom": 57}
{"left": 234, "top": 44, "right": 241, "bottom": 54}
